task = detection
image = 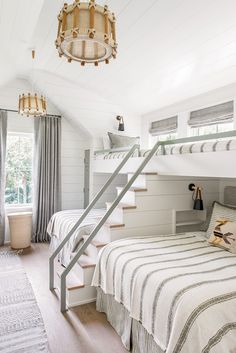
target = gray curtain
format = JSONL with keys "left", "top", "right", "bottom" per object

{"left": 33, "top": 115, "right": 61, "bottom": 242}
{"left": 0, "top": 111, "right": 7, "bottom": 246}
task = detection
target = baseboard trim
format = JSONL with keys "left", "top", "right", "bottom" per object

{"left": 68, "top": 297, "right": 96, "bottom": 307}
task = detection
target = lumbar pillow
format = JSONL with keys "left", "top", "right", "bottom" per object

{"left": 206, "top": 201, "right": 236, "bottom": 238}
{"left": 208, "top": 219, "right": 236, "bottom": 253}
{"left": 108, "top": 132, "right": 140, "bottom": 149}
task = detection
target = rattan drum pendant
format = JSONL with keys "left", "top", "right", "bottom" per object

{"left": 18, "top": 50, "right": 47, "bottom": 117}
{"left": 55, "top": 0, "right": 117, "bottom": 66}
{"left": 18, "top": 94, "right": 47, "bottom": 117}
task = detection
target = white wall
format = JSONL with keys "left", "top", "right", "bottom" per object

{"left": 1, "top": 78, "right": 89, "bottom": 242}
{"left": 142, "top": 82, "right": 236, "bottom": 148}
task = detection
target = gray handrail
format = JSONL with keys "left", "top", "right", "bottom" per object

{"left": 49, "top": 144, "right": 139, "bottom": 292}
{"left": 59, "top": 139, "right": 163, "bottom": 312}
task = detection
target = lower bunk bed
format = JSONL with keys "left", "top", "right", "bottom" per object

{"left": 92, "top": 228, "right": 236, "bottom": 353}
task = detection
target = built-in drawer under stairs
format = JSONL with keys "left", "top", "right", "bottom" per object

{"left": 55, "top": 172, "right": 176, "bottom": 308}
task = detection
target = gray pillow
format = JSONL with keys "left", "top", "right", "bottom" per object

{"left": 108, "top": 132, "right": 140, "bottom": 149}
{"left": 206, "top": 201, "right": 236, "bottom": 238}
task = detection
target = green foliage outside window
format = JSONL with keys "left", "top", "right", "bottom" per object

{"left": 5, "top": 134, "right": 33, "bottom": 205}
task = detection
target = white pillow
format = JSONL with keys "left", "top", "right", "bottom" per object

{"left": 206, "top": 201, "right": 236, "bottom": 238}
{"left": 102, "top": 136, "right": 111, "bottom": 150}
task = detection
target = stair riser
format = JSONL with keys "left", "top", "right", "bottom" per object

{"left": 67, "top": 286, "right": 96, "bottom": 307}
{"left": 106, "top": 204, "right": 124, "bottom": 224}
{"left": 73, "top": 263, "right": 95, "bottom": 286}
{"left": 116, "top": 189, "right": 136, "bottom": 204}
{"left": 110, "top": 223, "right": 173, "bottom": 241}
{"left": 123, "top": 209, "right": 173, "bottom": 228}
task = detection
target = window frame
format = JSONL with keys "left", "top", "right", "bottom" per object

{"left": 188, "top": 121, "right": 234, "bottom": 137}
{"left": 5, "top": 131, "right": 33, "bottom": 208}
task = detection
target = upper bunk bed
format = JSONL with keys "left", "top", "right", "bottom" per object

{"left": 92, "top": 131, "right": 236, "bottom": 178}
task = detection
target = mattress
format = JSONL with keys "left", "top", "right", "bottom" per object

{"left": 92, "top": 232, "right": 236, "bottom": 353}
{"left": 47, "top": 209, "right": 105, "bottom": 266}
{"left": 94, "top": 138, "right": 236, "bottom": 160}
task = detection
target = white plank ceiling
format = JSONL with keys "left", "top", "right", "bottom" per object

{"left": 1, "top": 0, "right": 236, "bottom": 136}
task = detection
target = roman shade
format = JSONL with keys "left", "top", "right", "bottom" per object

{"left": 188, "top": 101, "right": 234, "bottom": 128}
{"left": 149, "top": 116, "right": 178, "bottom": 136}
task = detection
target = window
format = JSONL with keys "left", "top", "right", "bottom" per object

{"left": 5, "top": 133, "right": 33, "bottom": 205}
{"left": 189, "top": 122, "right": 234, "bottom": 137}
{"left": 188, "top": 101, "right": 234, "bottom": 137}
{"left": 149, "top": 115, "right": 178, "bottom": 146}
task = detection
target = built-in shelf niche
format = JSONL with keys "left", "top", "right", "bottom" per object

{"left": 173, "top": 209, "right": 207, "bottom": 233}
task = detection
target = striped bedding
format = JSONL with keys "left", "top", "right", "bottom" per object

{"left": 92, "top": 232, "right": 236, "bottom": 353}
{"left": 94, "top": 138, "right": 236, "bottom": 160}
{"left": 47, "top": 209, "right": 105, "bottom": 266}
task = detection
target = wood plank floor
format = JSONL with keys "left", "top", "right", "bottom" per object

{"left": 18, "top": 244, "right": 127, "bottom": 353}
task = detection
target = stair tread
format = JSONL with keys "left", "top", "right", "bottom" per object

{"left": 57, "top": 267, "right": 85, "bottom": 291}
{"left": 91, "top": 239, "right": 108, "bottom": 248}
{"left": 93, "top": 217, "right": 125, "bottom": 229}
{"left": 117, "top": 186, "right": 147, "bottom": 192}
{"left": 127, "top": 172, "right": 158, "bottom": 175}
{"left": 106, "top": 202, "right": 136, "bottom": 210}
{"left": 105, "top": 222, "right": 125, "bottom": 228}
{"left": 78, "top": 254, "right": 96, "bottom": 269}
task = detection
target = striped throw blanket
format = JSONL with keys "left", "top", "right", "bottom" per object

{"left": 47, "top": 209, "right": 105, "bottom": 266}
{"left": 92, "top": 232, "right": 236, "bottom": 353}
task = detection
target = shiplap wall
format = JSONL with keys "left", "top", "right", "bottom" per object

{"left": 61, "top": 118, "right": 89, "bottom": 210}
{"left": 219, "top": 179, "right": 236, "bottom": 204}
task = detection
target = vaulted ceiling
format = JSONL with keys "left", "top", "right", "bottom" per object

{"left": 1, "top": 0, "right": 236, "bottom": 137}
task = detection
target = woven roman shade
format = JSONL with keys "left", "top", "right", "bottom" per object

{"left": 149, "top": 116, "right": 178, "bottom": 136}
{"left": 188, "top": 101, "right": 234, "bottom": 128}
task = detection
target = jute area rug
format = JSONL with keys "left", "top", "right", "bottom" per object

{"left": 0, "top": 250, "right": 50, "bottom": 353}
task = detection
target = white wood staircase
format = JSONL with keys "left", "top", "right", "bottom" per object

{"left": 55, "top": 172, "right": 174, "bottom": 308}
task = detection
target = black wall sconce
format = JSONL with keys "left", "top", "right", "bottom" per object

{"left": 116, "top": 115, "right": 124, "bottom": 131}
{"left": 188, "top": 183, "right": 204, "bottom": 210}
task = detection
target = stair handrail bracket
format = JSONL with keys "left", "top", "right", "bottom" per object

{"left": 49, "top": 144, "right": 139, "bottom": 297}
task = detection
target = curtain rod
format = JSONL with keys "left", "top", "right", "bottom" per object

{"left": 0, "top": 108, "right": 61, "bottom": 118}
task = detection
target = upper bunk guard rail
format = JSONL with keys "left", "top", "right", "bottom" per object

{"left": 49, "top": 145, "right": 139, "bottom": 291}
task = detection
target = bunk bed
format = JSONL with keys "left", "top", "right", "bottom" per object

{"left": 49, "top": 131, "right": 236, "bottom": 311}
{"left": 49, "top": 131, "right": 236, "bottom": 351}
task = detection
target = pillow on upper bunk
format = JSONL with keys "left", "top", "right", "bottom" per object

{"left": 206, "top": 201, "right": 236, "bottom": 238}
{"left": 208, "top": 219, "right": 236, "bottom": 253}
{"left": 108, "top": 132, "right": 140, "bottom": 149}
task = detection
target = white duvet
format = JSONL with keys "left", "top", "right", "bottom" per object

{"left": 92, "top": 232, "right": 236, "bottom": 353}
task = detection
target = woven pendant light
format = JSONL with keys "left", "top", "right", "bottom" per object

{"left": 18, "top": 50, "right": 47, "bottom": 117}
{"left": 55, "top": 0, "right": 117, "bottom": 66}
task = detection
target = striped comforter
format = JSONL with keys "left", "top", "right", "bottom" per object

{"left": 92, "top": 232, "right": 236, "bottom": 353}
{"left": 47, "top": 209, "right": 105, "bottom": 266}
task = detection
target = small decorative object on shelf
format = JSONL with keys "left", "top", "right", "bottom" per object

{"left": 56, "top": 0, "right": 117, "bottom": 66}
{"left": 116, "top": 116, "right": 124, "bottom": 131}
